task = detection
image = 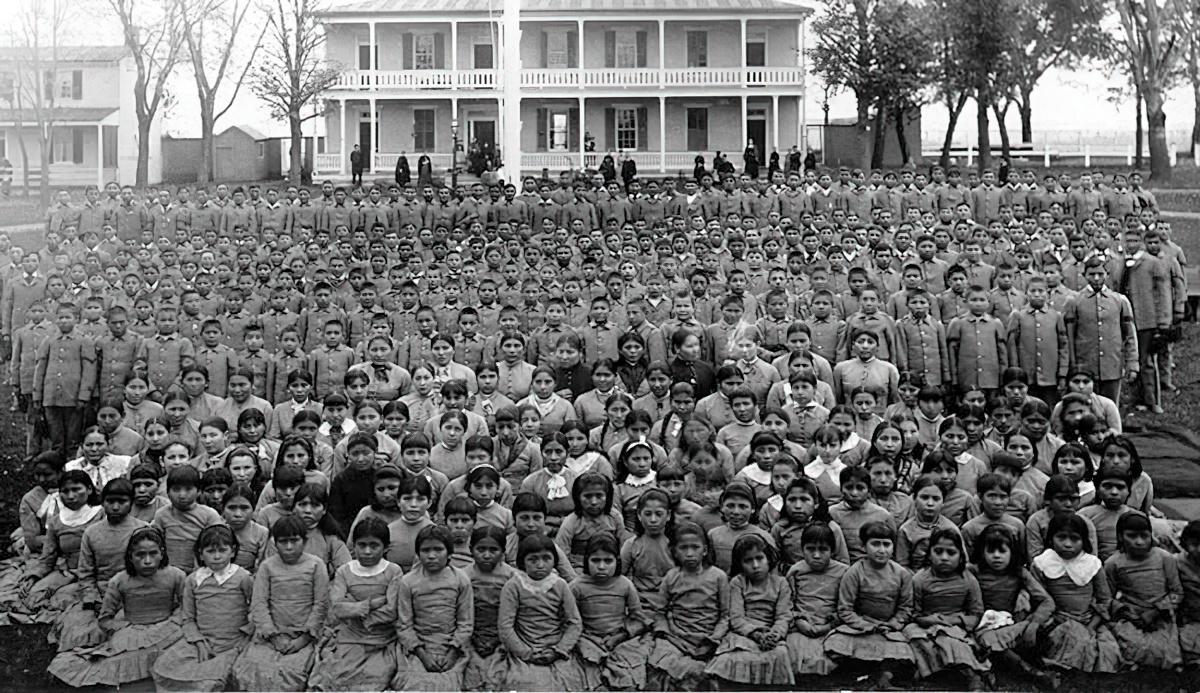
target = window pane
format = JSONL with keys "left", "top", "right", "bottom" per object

{"left": 616, "top": 107, "right": 637, "bottom": 150}
{"left": 547, "top": 32, "right": 569, "bottom": 69}
{"left": 414, "top": 109, "right": 435, "bottom": 150}
{"left": 686, "top": 108, "right": 707, "bottom": 151}
{"left": 550, "top": 113, "right": 568, "bottom": 151}
{"left": 415, "top": 35, "right": 435, "bottom": 70}
{"left": 615, "top": 31, "right": 637, "bottom": 69}
{"left": 686, "top": 32, "right": 707, "bottom": 68}
{"left": 474, "top": 43, "right": 494, "bottom": 69}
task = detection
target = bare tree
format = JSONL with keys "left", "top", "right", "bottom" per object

{"left": 1115, "top": 0, "right": 1187, "bottom": 181}
{"left": 179, "top": 0, "right": 265, "bottom": 182}
{"left": 106, "top": 0, "right": 186, "bottom": 187}
{"left": 8, "top": 0, "right": 73, "bottom": 208}
{"left": 252, "top": 0, "right": 340, "bottom": 184}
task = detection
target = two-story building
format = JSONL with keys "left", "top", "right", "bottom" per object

{"left": 0, "top": 46, "right": 162, "bottom": 187}
{"left": 317, "top": 0, "right": 811, "bottom": 178}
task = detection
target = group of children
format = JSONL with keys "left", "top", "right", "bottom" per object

{"left": 0, "top": 162, "right": 1190, "bottom": 691}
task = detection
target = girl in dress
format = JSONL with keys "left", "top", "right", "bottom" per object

{"left": 647, "top": 521, "right": 730, "bottom": 691}
{"left": 587, "top": 391, "right": 634, "bottom": 452}
{"left": 555, "top": 472, "right": 629, "bottom": 572}
{"left": 935, "top": 416, "right": 988, "bottom": 500}
{"left": 920, "top": 447, "right": 980, "bottom": 526}
{"left": 497, "top": 533, "right": 585, "bottom": 691}
{"left": 430, "top": 411, "right": 469, "bottom": 479}
{"left": 463, "top": 526, "right": 516, "bottom": 691}
{"left": 391, "top": 524, "right": 475, "bottom": 691}
{"left": 18, "top": 470, "right": 101, "bottom": 618}
{"left": 224, "top": 446, "right": 265, "bottom": 502}
{"left": 232, "top": 515, "right": 331, "bottom": 691}
{"left": 620, "top": 487, "right": 676, "bottom": 611}
{"left": 903, "top": 528, "right": 989, "bottom": 687}
{"left": 1176, "top": 520, "right": 1200, "bottom": 666}
{"left": 256, "top": 435, "right": 330, "bottom": 508}
{"left": 705, "top": 534, "right": 794, "bottom": 686}
{"left": 385, "top": 475, "right": 436, "bottom": 572}
{"left": 828, "top": 466, "right": 895, "bottom": 563}
{"left": 1051, "top": 441, "right": 1095, "bottom": 505}
{"left": 785, "top": 523, "right": 846, "bottom": 677}
{"left": 571, "top": 534, "right": 651, "bottom": 690}
{"left": 520, "top": 366, "right": 577, "bottom": 435}
{"left": 1104, "top": 511, "right": 1183, "bottom": 670}
{"left": 1078, "top": 460, "right": 1134, "bottom": 563}
{"left": 48, "top": 526, "right": 185, "bottom": 687}
{"left": 519, "top": 432, "right": 576, "bottom": 534}
{"left": 734, "top": 431, "right": 785, "bottom": 502}
{"left": 234, "top": 408, "right": 280, "bottom": 479}
{"left": 152, "top": 525, "right": 255, "bottom": 692}
{"left": 772, "top": 476, "right": 849, "bottom": 569}
{"left": 897, "top": 474, "right": 960, "bottom": 570}
{"left": 1030, "top": 512, "right": 1121, "bottom": 673}
{"left": 58, "top": 479, "right": 146, "bottom": 651}
{"left": 824, "top": 521, "right": 914, "bottom": 691}
{"left": 801, "top": 424, "right": 846, "bottom": 503}
{"left": 707, "top": 481, "right": 775, "bottom": 574}
{"left": 562, "top": 419, "right": 614, "bottom": 479}
{"left": 969, "top": 524, "right": 1056, "bottom": 688}
{"left": 13, "top": 450, "right": 64, "bottom": 557}
{"left": 222, "top": 484, "right": 269, "bottom": 571}
{"left": 614, "top": 439, "right": 658, "bottom": 531}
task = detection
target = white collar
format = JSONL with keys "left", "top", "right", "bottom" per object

{"left": 516, "top": 570, "right": 560, "bottom": 594}
{"left": 1033, "top": 549, "right": 1101, "bottom": 586}
{"left": 625, "top": 469, "right": 657, "bottom": 487}
{"left": 348, "top": 559, "right": 393, "bottom": 577}
{"left": 58, "top": 503, "right": 103, "bottom": 527}
{"left": 840, "top": 432, "right": 862, "bottom": 452}
{"left": 738, "top": 463, "right": 771, "bottom": 485}
{"left": 805, "top": 456, "right": 846, "bottom": 481}
{"left": 194, "top": 563, "right": 240, "bottom": 586}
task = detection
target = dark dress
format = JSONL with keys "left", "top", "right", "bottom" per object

{"left": 743, "top": 146, "right": 759, "bottom": 179}
{"left": 669, "top": 357, "right": 716, "bottom": 399}
{"left": 395, "top": 155, "right": 411, "bottom": 186}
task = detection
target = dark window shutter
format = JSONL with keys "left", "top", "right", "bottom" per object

{"left": 540, "top": 31, "right": 548, "bottom": 68}
{"left": 358, "top": 44, "right": 371, "bottom": 69}
{"left": 72, "top": 127, "right": 84, "bottom": 163}
{"left": 536, "top": 108, "right": 548, "bottom": 151}
{"left": 567, "top": 32, "right": 578, "bottom": 68}
{"left": 636, "top": 107, "right": 648, "bottom": 151}
{"left": 433, "top": 33, "right": 446, "bottom": 69}
{"left": 568, "top": 108, "right": 579, "bottom": 151}
{"left": 402, "top": 34, "right": 414, "bottom": 69}
{"left": 636, "top": 32, "right": 647, "bottom": 68}
{"left": 71, "top": 70, "right": 82, "bottom": 99}
{"left": 604, "top": 31, "right": 616, "bottom": 68}
{"left": 605, "top": 108, "right": 615, "bottom": 150}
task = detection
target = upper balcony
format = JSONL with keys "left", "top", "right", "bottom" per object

{"left": 328, "top": 66, "right": 807, "bottom": 93}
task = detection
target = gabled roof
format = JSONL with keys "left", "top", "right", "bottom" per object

{"left": 322, "top": 0, "right": 810, "bottom": 15}
{"left": 219, "top": 124, "right": 271, "bottom": 141}
{"left": 0, "top": 46, "right": 128, "bottom": 63}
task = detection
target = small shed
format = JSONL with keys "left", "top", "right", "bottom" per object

{"left": 161, "top": 124, "right": 283, "bottom": 183}
{"left": 814, "top": 113, "right": 922, "bottom": 169}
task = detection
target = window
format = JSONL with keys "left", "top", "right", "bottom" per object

{"left": 257, "top": 142, "right": 266, "bottom": 158}
{"left": 414, "top": 34, "right": 436, "bottom": 70}
{"left": 615, "top": 30, "right": 638, "bottom": 69}
{"left": 358, "top": 44, "right": 378, "bottom": 70}
{"left": 53, "top": 127, "right": 84, "bottom": 164}
{"left": 0, "top": 73, "right": 14, "bottom": 102}
{"left": 616, "top": 107, "right": 638, "bottom": 150}
{"left": 686, "top": 31, "right": 707, "bottom": 68}
{"left": 546, "top": 31, "right": 569, "bottom": 69}
{"left": 413, "top": 109, "right": 436, "bottom": 150}
{"left": 58, "top": 71, "right": 82, "bottom": 100}
{"left": 317, "top": 136, "right": 326, "bottom": 154}
{"left": 746, "top": 36, "right": 766, "bottom": 67}
{"left": 550, "top": 112, "right": 569, "bottom": 151}
{"left": 473, "top": 42, "right": 494, "bottom": 69}
{"left": 686, "top": 108, "right": 708, "bottom": 150}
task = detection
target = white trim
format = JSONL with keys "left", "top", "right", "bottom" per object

{"left": 614, "top": 105, "right": 639, "bottom": 150}
{"left": 745, "top": 26, "right": 767, "bottom": 68}
{"left": 320, "top": 13, "right": 811, "bottom": 23}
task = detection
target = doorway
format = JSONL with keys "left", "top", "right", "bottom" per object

{"left": 470, "top": 119, "right": 496, "bottom": 153}
{"left": 358, "top": 121, "right": 372, "bottom": 171}
{"left": 746, "top": 118, "right": 766, "bottom": 153}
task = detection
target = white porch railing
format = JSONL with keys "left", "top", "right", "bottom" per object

{"left": 332, "top": 66, "right": 805, "bottom": 92}
{"left": 315, "top": 153, "right": 341, "bottom": 173}
{"left": 370, "top": 152, "right": 454, "bottom": 174}
{"left": 319, "top": 151, "right": 731, "bottom": 175}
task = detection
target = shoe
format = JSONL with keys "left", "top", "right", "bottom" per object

{"left": 1153, "top": 405, "right": 1165, "bottom": 414}
{"left": 1135, "top": 405, "right": 1148, "bottom": 413}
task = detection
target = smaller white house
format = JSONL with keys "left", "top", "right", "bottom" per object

{"left": 0, "top": 45, "right": 162, "bottom": 187}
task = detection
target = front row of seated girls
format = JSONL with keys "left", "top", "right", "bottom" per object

{"left": 5, "top": 424, "right": 1198, "bottom": 691}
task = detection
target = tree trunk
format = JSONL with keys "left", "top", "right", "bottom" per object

{"left": 993, "top": 101, "right": 1011, "bottom": 160}
{"left": 38, "top": 129, "right": 51, "bottom": 209}
{"left": 1019, "top": 85, "right": 1033, "bottom": 145}
{"left": 1135, "top": 81, "right": 1145, "bottom": 169}
{"left": 136, "top": 117, "right": 152, "bottom": 187}
{"left": 289, "top": 108, "right": 303, "bottom": 184}
{"left": 870, "top": 107, "right": 887, "bottom": 169}
{"left": 855, "top": 94, "right": 871, "bottom": 171}
{"left": 893, "top": 106, "right": 910, "bottom": 164}
{"left": 16, "top": 130, "right": 29, "bottom": 197}
{"left": 198, "top": 99, "right": 215, "bottom": 183}
{"left": 976, "top": 95, "right": 992, "bottom": 171}
{"left": 1145, "top": 86, "right": 1172, "bottom": 182}
{"left": 939, "top": 94, "right": 968, "bottom": 170}
{"left": 1191, "top": 35, "right": 1200, "bottom": 155}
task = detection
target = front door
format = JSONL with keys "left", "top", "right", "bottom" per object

{"left": 472, "top": 120, "right": 496, "bottom": 154}
{"left": 358, "top": 121, "right": 372, "bottom": 171}
{"left": 747, "top": 119, "right": 766, "bottom": 153}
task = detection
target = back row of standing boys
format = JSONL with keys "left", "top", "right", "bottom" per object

{"left": 1, "top": 162, "right": 1193, "bottom": 691}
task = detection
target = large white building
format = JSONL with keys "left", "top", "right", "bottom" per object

{"left": 0, "top": 46, "right": 162, "bottom": 187}
{"left": 316, "top": 0, "right": 811, "bottom": 177}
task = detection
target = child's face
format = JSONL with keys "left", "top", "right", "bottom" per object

{"left": 168, "top": 483, "right": 199, "bottom": 510}
{"left": 222, "top": 494, "right": 253, "bottom": 530}
{"left": 674, "top": 533, "right": 707, "bottom": 571}
{"left": 399, "top": 490, "right": 430, "bottom": 521}
{"left": 514, "top": 509, "right": 546, "bottom": 538}
{"left": 731, "top": 396, "right": 756, "bottom": 424}
{"left": 1121, "top": 528, "right": 1154, "bottom": 559}
{"left": 928, "top": 536, "right": 961, "bottom": 575}
{"left": 864, "top": 537, "right": 894, "bottom": 566}
{"left": 914, "top": 483, "right": 944, "bottom": 520}
{"left": 354, "top": 535, "right": 386, "bottom": 567}
{"left": 102, "top": 493, "right": 132, "bottom": 523}
{"left": 939, "top": 426, "right": 967, "bottom": 455}
{"left": 868, "top": 462, "right": 896, "bottom": 496}
{"left": 980, "top": 488, "right": 1009, "bottom": 518}
{"left": 274, "top": 484, "right": 300, "bottom": 510}
{"left": 1051, "top": 528, "right": 1083, "bottom": 559}
{"left": 471, "top": 536, "right": 503, "bottom": 571}
{"left": 1099, "top": 478, "right": 1130, "bottom": 509}
{"left": 348, "top": 444, "right": 375, "bottom": 472}
{"left": 130, "top": 538, "right": 164, "bottom": 577}
{"left": 227, "top": 456, "right": 257, "bottom": 485}
{"left": 274, "top": 534, "right": 306, "bottom": 563}
{"left": 579, "top": 484, "right": 608, "bottom": 517}
{"left": 446, "top": 513, "right": 475, "bottom": 542}
{"left": 202, "top": 484, "right": 229, "bottom": 507}
{"left": 402, "top": 447, "right": 429, "bottom": 473}
{"left": 470, "top": 476, "right": 499, "bottom": 505}
{"left": 523, "top": 548, "right": 556, "bottom": 580}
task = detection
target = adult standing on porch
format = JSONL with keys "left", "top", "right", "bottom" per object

{"left": 417, "top": 155, "right": 433, "bottom": 189}
{"left": 620, "top": 151, "right": 637, "bottom": 192}
{"left": 743, "top": 141, "right": 759, "bottom": 180}
{"left": 350, "top": 145, "right": 364, "bottom": 186}
{"left": 395, "top": 152, "right": 411, "bottom": 187}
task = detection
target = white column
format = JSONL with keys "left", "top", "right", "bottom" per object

{"left": 369, "top": 97, "right": 377, "bottom": 171}
{"left": 659, "top": 96, "right": 666, "bottom": 173}
{"left": 740, "top": 95, "right": 748, "bottom": 156}
{"left": 500, "top": 0, "right": 522, "bottom": 180}
{"left": 658, "top": 19, "right": 665, "bottom": 88}
{"left": 339, "top": 99, "right": 348, "bottom": 175}
{"left": 771, "top": 94, "right": 779, "bottom": 152}
{"left": 451, "top": 21, "right": 458, "bottom": 74}
{"left": 577, "top": 19, "right": 585, "bottom": 86}
{"left": 740, "top": 19, "right": 747, "bottom": 67}
{"left": 96, "top": 124, "right": 104, "bottom": 188}
{"left": 578, "top": 96, "right": 586, "bottom": 169}
{"left": 369, "top": 21, "right": 377, "bottom": 88}
{"left": 797, "top": 21, "right": 805, "bottom": 151}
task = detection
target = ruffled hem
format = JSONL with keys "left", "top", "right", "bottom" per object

{"left": 1179, "top": 622, "right": 1200, "bottom": 664}
{"left": 463, "top": 646, "right": 505, "bottom": 691}
{"left": 1110, "top": 619, "right": 1182, "bottom": 670}
{"left": 391, "top": 648, "right": 467, "bottom": 691}
{"left": 500, "top": 653, "right": 585, "bottom": 692}
{"left": 151, "top": 638, "right": 246, "bottom": 692}
{"left": 648, "top": 637, "right": 710, "bottom": 690}
{"left": 825, "top": 629, "right": 913, "bottom": 662}
{"left": 231, "top": 639, "right": 315, "bottom": 692}
{"left": 1041, "top": 619, "right": 1122, "bottom": 673}
{"left": 785, "top": 632, "right": 837, "bottom": 675}
{"left": 52, "top": 607, "right": 105, "bottom": 651}
{"left": 975, "top": 621, "right": 1029, "bottom": 652}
